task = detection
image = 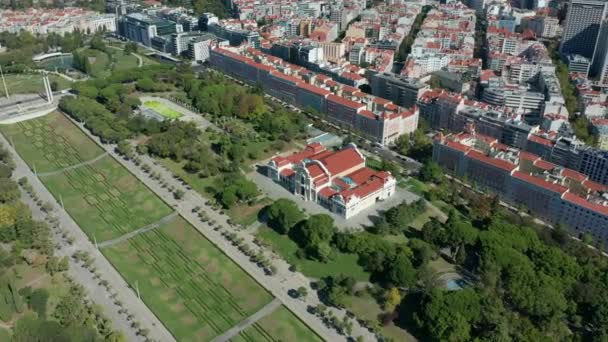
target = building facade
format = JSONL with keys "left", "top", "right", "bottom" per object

{"left": 433, "top": 132, "right": 608, "bottom": 244}
{"left": 267, "top": 143, "right": 396, "bottom": 218}
{"left": 560, "top": 0, "right": 608, "bottom": 59}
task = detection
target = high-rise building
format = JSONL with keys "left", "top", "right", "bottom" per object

{"left": 591, "top": 19, "right": 608, "bottom": 86}
{"left": 560, "top": 0, "right": 608, "bottom": 59}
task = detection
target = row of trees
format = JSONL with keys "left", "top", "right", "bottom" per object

{"left": 395, "top": 6, "right": 432, "bottom": 62}
{"left": 0, "top": 143, "right": 125, "bottom": 340}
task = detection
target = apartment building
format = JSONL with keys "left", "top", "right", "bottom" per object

{"left": 209, "top": 46, "right": 419, "bottom": 145}
{"left": 433, "top": 131, "right": 608, "bottom": 243}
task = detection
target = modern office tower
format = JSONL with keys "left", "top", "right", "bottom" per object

{"left": 591, "top": 19, "right": 608, "bottom": 86}
{"left": 560, "top": 0, "right": 608, "bottom": 59}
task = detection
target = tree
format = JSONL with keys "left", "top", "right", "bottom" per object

{"left": 124, "top": 42, "right": 138, "bottom": 55}
{"left": 292, "top": 214, "right": 337, "bottom": 248}
{"left": 384, "top": 287, "right": 402, "bottom": 312}
{"left": 173, "top": 189, "right": 185, "bottom": 200}
{"left": 385, "top": 253, "right": 416, "bottom": 287}
{"left": 395, "top": 134, "right": 410, "bottom": 155}
{"left": 419, "top": 161, "right": 443, "bottom": 183}
{"left": 297, "top": 286, "right": 308, "bottom": 298}
{"left": 0, "top": 178, "right": 20, "bottom": 203}
{"left": 265, "top": 199, "right": 304, "bottom": 234}
{"left": 28, "top": 289, "right": 49, "bottom": 319}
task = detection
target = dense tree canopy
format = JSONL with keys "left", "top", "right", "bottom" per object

{"left": 265, "top": 199, "right": 304, "bottom": 234}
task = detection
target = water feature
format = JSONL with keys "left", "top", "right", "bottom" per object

{"left": 446, "top": 278, "right": 465, "bottom": 291}
{"left": 37, "top": 54, "right": 74, "bottom": 71}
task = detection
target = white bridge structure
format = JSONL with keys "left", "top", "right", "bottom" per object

{"left": 0, "top": 67, "right": 60, "bottom": 124}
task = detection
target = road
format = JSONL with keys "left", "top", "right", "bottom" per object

{"left": 0, "top": 132, "right": 176, "bottom": 342}
{"left": 66, "top": 114, "right": 379, "bottom": 341}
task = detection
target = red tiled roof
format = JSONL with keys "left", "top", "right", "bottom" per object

{"left": 344, "top": 167, "right": 376, "bottom": 185}
{"left": 373, "top": 97, "right": 391, "bottom": 105}
{"left": 528, "top": 134, "right": 554, "bottom": 147}
{"left": 327, "top": 94, "right": 365, "bottom": 111}
{"left": 513, "top": 171, "right": 568, "bottom": 194}
{"left": 318, "top": 187, "right": 337, "bottom": 198}
{"left": 445, "top": 140, "right": 471, "bottom": 153}
{"left": 467, "top": 150, "right": 517, "bottom": 172}
{"left": 306, "top": 164, "right": 325, "bottom": 178}
{"left": 561, "top": 168, "right": 587, "bottom": 182}
{"left": 271, "top": 71, "right": 302, "bottom": 85}
{"left": 583, "top": 180, "right": 608, "bottom": 193}
{"left": 519, "top": 151, "right": 539, "bottom": 162}
{"left": 283, "top": 143, "right": 327, "bottom": 164}
{"left": 563, "top": 192, "right": 608, "bottom": 216}
{"left": 534, "top": 159, "right": 557, "bottom": 170}
{"left": 317, "top": 148, "right": 364, "bottom": 176}
{"left": 333, "top": 178, "right": 351, "bottom": 190}
{"left": 298, "top": 82, "right": 332, "bottom": 97}
{"left": 280, "top": 168, "right": 295, "bottom": 177}
{"left": 359, "top": 109, "right": 375, "bottom": 119}
{"left": 340, "top": 178, "right": 384, "bottom": 203}
{"left": 314, "top": 175, "right": 329, "bottom": 186}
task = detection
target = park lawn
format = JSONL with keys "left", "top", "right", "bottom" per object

{"left": 431, "top": 200, "right": 452, "bottom": 214}
{"left": 157, "top": 157, "right": 220, "bottom": 198}
{"left": 0, "top": 112, "right": 105, "bottom": 173}
{"left": 345, "top": 291, "right": 416, "bottom": 342}
{"left": 143, "top": 101, "right": 183, "bottom": 119}
{"left": 428, "top": 257, "right": 456, "bottom": 275}
{"left": 256, "top": 225, "right": 369, "bottom": 281}
{"left": 112, "top": 53, "right": 139, "bottom": 71}
{"left": 233, "top": 306, "right": 323, "bottom": 342}
{"left": 409, "top": 206, "right": 438, "bottom": 230}
{"left": 82, "top": 48, "right": 110, "bottom": 77}
{"left": 41, "top": 155, "right": 173, "bottom": 242}
{"left": 102, "top": 216, "right": 273, "bottom": 341}
{"left": 140, "top": 54, "right": 159, "bottom": 66}
{"left": 404, "top": 177, "right": 428, "bottom": 195}
{"left": 227, "top": 197, "right": 272, "bottom": 226}
{"left": 0, "top": 327, "right": 10, "bottom": 340}
{"left": 383, "top": 233, "right": 409, "bottom": 244}
{"left": 2, "top": 73, "right": 70, "bottom": 94}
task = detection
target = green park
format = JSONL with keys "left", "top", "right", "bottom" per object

{"left": 143, "top": 100, "right": 183, "bottom": 119}
{"left": 102, "top": 216, "right": 273, "bottom": 340}
{"left": 0, "top": 110, "right": 306, "bottom": 341}
{"left": 233, "top": 306, "right": 323, "bottom": 342}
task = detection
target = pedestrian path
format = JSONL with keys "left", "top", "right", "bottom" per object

{"left": 37, "top": 152, "right": 108, "bottom": 177}
{"left": 211, "top": 298, "right": 282, "bottom": 342}
{"left": 98, "top": 211, "right": 178, "bottom": 248}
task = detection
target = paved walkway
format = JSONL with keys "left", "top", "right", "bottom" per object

{"left": 37, "top": 152, "right": 108, "bottom": 177}
{"left": 64, "top": 113, "right": 378, "bottom": 342}
{"left": 211, "top": 299, "right": 282, "bottom": 342}
{"left": 98, "top": 211, "right": 178, "bottom": 248}
{"left": 0, "top": 132, "right": 176, "bottom": 342}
